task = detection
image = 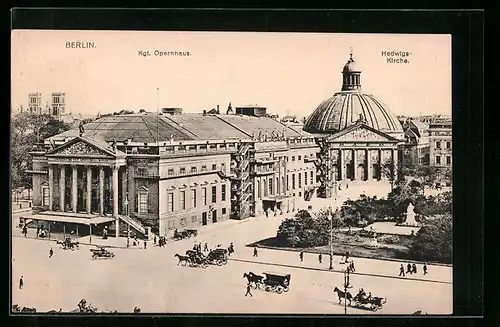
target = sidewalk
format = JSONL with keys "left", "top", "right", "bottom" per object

{"left": 229, "top": 246, "right": 452, "bottom": 285}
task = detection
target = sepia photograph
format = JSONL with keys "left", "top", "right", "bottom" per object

{"left": 11, "top": 30, "right": 453, "bottom": 315}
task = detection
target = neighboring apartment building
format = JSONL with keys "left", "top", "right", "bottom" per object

{"left": 428, "top": 119, "right": 452, "bottom": 186}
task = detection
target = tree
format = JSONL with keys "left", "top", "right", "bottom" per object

{"left": 408, "top": 214, "right": 452, "bottom": 263}
{"left": 341, "top": 195, "right": 394, "bottom": 225}
{"left": 276, "top": 209, "right": 331, "bottom": 247}
{"left": 11, "top": 112, "right": 72, "bottom": 189}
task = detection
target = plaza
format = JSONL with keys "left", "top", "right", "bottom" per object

{"left": 11, "top": 200, "right": 453, "bottom": 314}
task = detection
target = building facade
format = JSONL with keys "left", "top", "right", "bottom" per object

{"left": 28, "top": 110, "right": 318, "bottom": 238}
{"left": 428, "top": 119, "right": 452, "bottom": 186}
{"left": 303, "top": 53, "right": 405, "bottom": 198}
{"left": 28, "top": 93, "right": 42, "bottom": 114}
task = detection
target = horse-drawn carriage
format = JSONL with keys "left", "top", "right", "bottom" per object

{"left": 352, "top": 289, "right": 386, "bottom": 311}
{"left": 56, "top": 237, "right": 80, "bottom": 250}
{"left": 173, "top": 229, "right": 198, "bottom": 240}
{"left": 206, "top": 248, "right": 228, "bottom": 266}
{"left": 90, "top": 246, "right": 115, "bottom": 260}
{"left": 184, "top": 250, "right": 208, "bottom": 267}
{"left": 244, "top": 271, "right": 291, "bottom": 294}
{"left": 333, "top": 287, "right": 386, "bottom": 311}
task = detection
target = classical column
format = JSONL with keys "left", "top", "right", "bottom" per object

{"left": 86, "top": 168, "right": 92, "bottom": 213}
{"left": 338, "top": 149, "right": 343, "bottom": 181}
{"left": 121, "top": 168, "right": 127, "bottom": 215}
{"left": 366, "top": 149, "right": 371, "bottom": 181}
{"left": 378, "top": 149, "right": 383, "bottom": 180}
{"left": 393, "top": 149, "right": 398, "bottom": 180}
{"left": 72, "top": 166, "right": 78, "bottom": 212}
{"left": 59, "top": 165, "right": 65, "bottom": 211}
{"left": 48, "top": 165, "right": 54, "bottom": 211}
{"left": 113, "top": 166, "right": 119, "bottom": 237}
{"left": 99, "top": 167, "right": 104, "bottom": 215}
{"left": 352, "top": 149, "right": 357, "bottom": 180}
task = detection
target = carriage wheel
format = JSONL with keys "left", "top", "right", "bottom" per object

{"left": 217, "top": 260, "right": 223, "bottom": 266}
{"left": 223, "top": 259, "right": 228, "bottom": 265}
{"left": 92, "top": 255, "right": 97, "bottom": 260}
{"left": 283, "top": 286, "right": 289, "bottom": 292}
{"left": 265, "top": 286, "right": 271, "bottom": 292}
{"left": 371, "top": 305, "right": 378, "bottom": 312}
{"left": 276, "top": 286, "right": 283, "bottom": 294}
{"left": 283, "top": 279, "right": 289, "bottom": 287}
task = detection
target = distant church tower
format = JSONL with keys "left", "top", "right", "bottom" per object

{"left": 50, "top": 92, "right": 66, "bottom": 119}
{"left": 28, "top": 92, "right": 42, "bottom": 114}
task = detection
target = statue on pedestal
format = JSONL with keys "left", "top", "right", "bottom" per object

{"left": 401, "top": 202, "right": 419, "bottom": 226}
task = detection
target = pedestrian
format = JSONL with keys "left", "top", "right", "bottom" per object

{"left": 299, "top": 251, "right": 304, "bottom": 262}
{"left": 253, "top": 247, "right": 258, "bottom": 257}
{"left": 49, "top": 247, "right": 53, "bottom": 258}
{"left": 329, "top": 254, "right": 333, "bottom": 269}
{"left": 143, "top": 240, "right": 147, "bottom": 249}
{"left": 245, "top": 283, "right": 253, "bottom": 297}
{"left": 399, "top": 264, "right": 405, "bottom": 276}
{"left": 318, "top": 253, "right": 322, "bottom": 264}
{"left": 350, "top": 261, "right": 356, "bottom": 272}
{"left": 19, "top": 276, "right": 24, "bottom": 289}
{"left": 412, "top": 263, "right": 417, "bottom": 274}
{"left": 407, "top": 263, "right": 412, "bottom": 274}
{"left": 154, "top": 235, "right": 157, "bottom": 245}
{"left": 199, "top": 242, "right": 202, "bottom": 252}
{"left": 265, "top": 210, "right": 269, "bottom": 218}
{"left": 423, "top": 263, "right": 428, "bottom": 275}
{"left": 204, "top": 242, "right": 208, "bottom": 252}
{"left": 36, "top": 225, "right": 40, "bottom": 238}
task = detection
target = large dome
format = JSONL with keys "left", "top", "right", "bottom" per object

{"left": 303, "top": 92, "right": 404, "bottom": 137}
{"left": 304, "top": 53, "right": 403, "bottom": 139}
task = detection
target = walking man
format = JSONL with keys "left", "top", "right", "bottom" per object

{"left": 399, "top": 264, "right": 405, "bottom": 276}
{"left": 423, "top": 263, "right": 428, "bottom": 275}
{"left": 407, "top": 263, "right": 412, "bottom": 275}
{"left": 204, "top": 242, "right": 208, "bottom": 252}
{"left": 412, "top": 263, "right": 417, "bottom": 274}
{"left": 19, "top": 276, "right": 24, "bottom": 289}
{"left": 350, "top": 261, "right": 356, "bottom": 272}
{"left": 299, "top": 251, "right": 304, "bottom": 262}
{"left": 245, "top": 283, "right": 253, "bottom": 297}
{"left": 318, "top": 253, "right": 322, "bottom": 264}
{"left": 153, "top": 235, "right": 157, "bottom": 245}
{"left": 49, "top": 247, "right": 53, "bottom": 258}
{"left": 144, "top": 240, "right": 147, "bottom": 249}
{"left": 253, "top": 247, "right": 258, "bottom": 257}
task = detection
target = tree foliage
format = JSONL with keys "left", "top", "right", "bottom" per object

{"left": 276, "top": 209, "right": 342, "bottom": 247}
{"left": 409, "top": 214, "right": 452, "bottom": 263}
{"left": 341, "top": 195, "right": 394, "bottom": 226}
{"left": 11, "top": 112, "right": 72, "bottom": 189}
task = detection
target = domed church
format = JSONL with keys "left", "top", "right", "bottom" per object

{"left": 304, "top": 52, "right": 404, "bottom": 198}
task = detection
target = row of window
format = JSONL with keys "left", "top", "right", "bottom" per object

{"left": 255, "top": 171, "right": 314, "bottom": 199}
{"left": 435, "top": 141, "right": 452, "bottom": 149}
{"left": 435, "top": 155, "right": 452, "bottom": 166}
{"left": 166, "top": 184, "right": 227, "bottom": 212}
{"left": 167, "top": 163, "right": 226, "bottom": 177}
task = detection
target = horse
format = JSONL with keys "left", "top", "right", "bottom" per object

{"left": 243, "top": 272, "right": 264, "bottom": 288}
{"left": 174, "top": 254, "right": 190, "bottom": 266}
{"left": 333, "top": 287, "right": 353, "bottom": 306}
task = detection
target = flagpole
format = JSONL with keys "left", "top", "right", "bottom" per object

{"left": 156, "top": 87, "right": 159, "bottom": 148}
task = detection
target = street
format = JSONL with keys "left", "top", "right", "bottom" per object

{"left": 11, "top": 209, "right": 453, "bottom": 314}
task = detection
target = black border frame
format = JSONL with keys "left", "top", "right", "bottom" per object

{"left": 7, "top": 8, "right": 484, "bottom": 327}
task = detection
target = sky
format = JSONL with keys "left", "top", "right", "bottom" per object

{"left": 11, "top": 30, "right": 451, "bottom": 118}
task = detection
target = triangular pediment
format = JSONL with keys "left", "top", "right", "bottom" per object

{"left": 46, "top": 137, "right": 116, "bottom": 157}
{"left": 328, "top": 123, "right": 398, "bottom": 143}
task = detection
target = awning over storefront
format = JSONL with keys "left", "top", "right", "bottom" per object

{"left": 19, "top": 213, "right": 115, "bottom": 225}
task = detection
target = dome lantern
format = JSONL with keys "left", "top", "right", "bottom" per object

{"left": 342, "top": 49, "right": 362, "bottom": 91}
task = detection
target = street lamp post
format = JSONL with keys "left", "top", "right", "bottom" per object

{"left": 343, "top": 268, "right": 350, "bottom": 314}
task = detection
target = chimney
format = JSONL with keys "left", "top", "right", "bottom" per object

{"left": 203, "top": 110, "right": 207, "bottom": 115}
{"left": 216, "top": 105, "right": 220, "bottom": 114}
